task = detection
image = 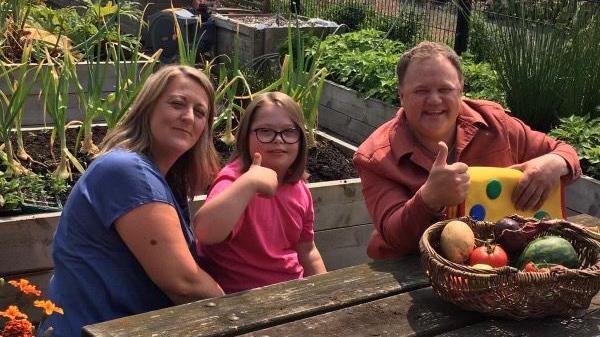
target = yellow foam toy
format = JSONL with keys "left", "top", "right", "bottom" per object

{"left": 447, "top": 167, "right": 565, "bottom": 222}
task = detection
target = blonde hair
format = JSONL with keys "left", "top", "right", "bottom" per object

{"left": 396, "top": 41, "right": 463, "bottom": 89}
{"left": 99, "top": 64, "right": 220, "bottom": 201}
{"left": 233, "top": 92, "right": 308, "bottom": 184}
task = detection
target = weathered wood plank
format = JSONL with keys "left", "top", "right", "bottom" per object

{"left": 435, "top": 293, "right": 600, "bottom": 337}
{"left": 238, "top": 287, "right": 485, "bottom": 337}
{"left": 568, "top": 213, "right": 600, "bottom": 228}
{"left": 82, "top": 256, "right": 429, "bottom": 337}
{"left": 0, "top": 212, "right": 60, "bottom": 275}
{"left": 315, "top": 224, "right": 372, "bottom": 270}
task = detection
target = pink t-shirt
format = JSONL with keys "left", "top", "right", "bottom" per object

{"left": 197, "top": 159, "right": 315, "bottom": 294}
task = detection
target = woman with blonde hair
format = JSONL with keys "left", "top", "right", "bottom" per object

{"left": 40, "top": 65, "right": 224, "bottom": 337}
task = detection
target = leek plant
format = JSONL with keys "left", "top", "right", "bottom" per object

{"left": 173, "top": 8, "right": 205, "bottom": 66}
{"left": 277, "top": 23, "right": 328, "bottom": 147}
{"left": 99, "top": 14, "right": 160, "bottom": 129}
{"left": 40, "top": 50, "right": 85, "bottom": 181}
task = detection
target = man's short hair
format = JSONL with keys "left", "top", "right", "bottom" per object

{"left": 396, "top": 41, "right": 463, "bottom": 89}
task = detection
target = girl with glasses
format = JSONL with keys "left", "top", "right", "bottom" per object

{"left": 194, "top": 92, "right": 326, "bottom": 294}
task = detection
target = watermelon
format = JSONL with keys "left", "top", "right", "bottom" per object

{"left": 517, "top": 236, "right": 579, "bottom": 269}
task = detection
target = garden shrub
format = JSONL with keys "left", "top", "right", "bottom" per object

{"left": 461, "top": 53, "right": 505, "bottom": 105}
{"left": 365, "top": 10, "right": 423, "bottom": 45}
{"left": 467, "top": 11, "right": 493, "bottom": 63}
{"left": 314, "top": 29, "right": 406, "bottom": 105}
{"left": 549, "top": 114, "right": 600, "bottom": 179}
{"left": 323, "top": 2, "right": 370, "bottom": 30}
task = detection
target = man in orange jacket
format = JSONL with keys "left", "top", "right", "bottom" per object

{"left": 353, "top": 41, "right": 581, "bottom": 259}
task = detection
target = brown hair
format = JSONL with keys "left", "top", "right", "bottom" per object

{"left": 233, "top": 92, "right": 308, "bottom": 184}
{"left": 98, "top": 64, "right": 220, "bottom": 201}
{"left": 396, "top": 41, "right": 463, "bottom": 89}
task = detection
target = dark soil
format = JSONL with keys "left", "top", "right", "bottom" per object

{"left": 13, "top": 125, "right": 357, "bottom": 199}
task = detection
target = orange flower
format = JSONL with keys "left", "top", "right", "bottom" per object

{"left": 0, "top": 306, "right": 28, "bottom": 320}
{"left": 7, "top": 279, "right": 41, "bottom": 297}
{"left": 33, "top": 300, "right": 64, "bottom": 316}
{"left": 2, "top": 319, "right": 33, "bottom": 337}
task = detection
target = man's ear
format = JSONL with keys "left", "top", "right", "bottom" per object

{"left": 398, "top": 88, "right": 405, "bottom": 107}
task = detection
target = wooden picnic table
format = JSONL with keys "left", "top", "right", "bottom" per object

{"left": 83, "top": 214, "right": 600, "bottom": 337}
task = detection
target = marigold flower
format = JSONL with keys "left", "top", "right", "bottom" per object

{"left": 0, "top": 305, "right": 28, "bottom": 320}
{"left": 33, "top": 300, "right": 64, "bottom": 316}
{"left": 7, "top": 279, "right": 41, "bottom": 296}
{"left": 2, "top": 318, "right": 33, "bottom": 337}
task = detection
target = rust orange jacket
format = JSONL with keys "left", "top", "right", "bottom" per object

{"left": 353, "top": 99, "right": 581, "bottom": 259}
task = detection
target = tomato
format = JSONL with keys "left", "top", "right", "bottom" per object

{"left": 469, "top": 244, "right": 509, "bottom": 268}
{"left": 523, "top": 261, "right": 539, "bottom": 272}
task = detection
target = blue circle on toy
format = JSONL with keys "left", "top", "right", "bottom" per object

{"left": 469, "top": 204, "right": 486, "bottom": 221}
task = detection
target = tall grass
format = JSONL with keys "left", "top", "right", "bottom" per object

{"left": 483, "top": 3, "right": 600, "bottom": 131}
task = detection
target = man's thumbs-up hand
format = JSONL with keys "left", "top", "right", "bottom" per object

{"left": 419, "top": 142, "right": 470, "bottom": 212}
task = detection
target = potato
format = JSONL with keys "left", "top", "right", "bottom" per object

{"left": 440, "top": 220, "right": 475, "bottom": 263}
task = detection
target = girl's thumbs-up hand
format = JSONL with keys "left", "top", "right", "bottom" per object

{"left": 419, "top": 142, "right": 470, "bottom": 212}
{"left": 247, "top": 153, "right": 278, "bottom": 197}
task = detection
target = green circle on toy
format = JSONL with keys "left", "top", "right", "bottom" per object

{"left": 534, "top": 210, "right": 549, "bottom": 220}
{"left": 486, "top": 179, "right": 502, "bottom": 199}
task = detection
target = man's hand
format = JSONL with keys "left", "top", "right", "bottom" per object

{"left": 420, "top": 142, "right": 470, "bottom": 211}
{"left": 509, "top": 154, "right": 568, "bottom": 211}
{"left": 247, "top": 153, "right": 278, "bottom": 197}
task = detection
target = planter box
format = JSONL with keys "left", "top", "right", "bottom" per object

{"left": 0, "top": 131, "right": 369, "bottom": 321}
{"left": 2, "top": 58, "right": 155, "bottom": 127}
{"left": 318, "top": 80, "right": 399, "bottom": 145}
{"left": 566, "top": 175, "right": 600, "bottom": 217}
{"left": 213, "top": 14, "right": 340, "bottom": 67}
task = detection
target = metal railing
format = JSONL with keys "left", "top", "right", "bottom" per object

{"left": 221, "top": 0, "right": 599, "bottom": 52}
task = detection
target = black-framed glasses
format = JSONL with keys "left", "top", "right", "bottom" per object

{"left": 253, "top": 127, "right": 301, "bottom": 144}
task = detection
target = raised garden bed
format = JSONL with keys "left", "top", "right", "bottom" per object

{"left": 212, "top": 13, "right": 340, "bottom": 67}
{"left": 318, "top": 80, "right": 398, "bottom": 145}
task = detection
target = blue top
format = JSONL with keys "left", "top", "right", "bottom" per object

{"left": 39, "top": 150, "right": 197, "bottom": 337}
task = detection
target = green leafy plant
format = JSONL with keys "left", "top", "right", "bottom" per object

{"left": 549, "top": 114, "right": 600, "bottom": 179}
{"left": 461, "top": 53, "right": 505, "bottom": 105}
{"left": 313, "top": 29, "right": 405, "bottom": 105}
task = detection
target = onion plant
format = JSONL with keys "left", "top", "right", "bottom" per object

{"left": 40, "top": 50, "right": 85, "bottom": 181}
{"left": 0, "top": 46, "right": 32, "bottom": 176}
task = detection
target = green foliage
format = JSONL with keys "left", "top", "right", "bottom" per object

{"left": 461, "top": 53, "right": 505, "bottom": 105}
{"left": 0, "top": 172, "right": 68, "bottom": 210}
{"left": 484, "top": 6, "right": 600, "bottom": 132}
{"left": 314, "top": 29, "right": 406, "bottom": 105}
{"left": 467, "top": 11, "right": 493, "bottom": 63}
{"left": 549, "top": 114, "right": 600, "bottom": 178}
{"left": 364, "top": 10, "right": 423, "bottom": 45}
{"left": 323, "top": 2, "right": 369, "bottom": 30}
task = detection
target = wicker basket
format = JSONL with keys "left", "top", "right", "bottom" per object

{"left": 419, "top": 215, "right": 600, "bottom": 320}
